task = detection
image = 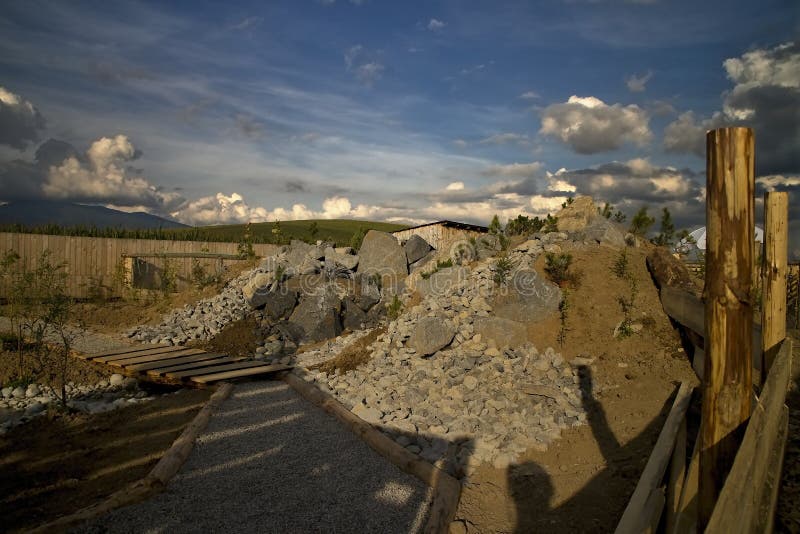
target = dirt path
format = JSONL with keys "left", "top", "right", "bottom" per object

{"left": 76, "top": 380, "right": 433, "bottom": 533}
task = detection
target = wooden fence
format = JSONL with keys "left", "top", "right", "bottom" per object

{"left": 0, "top": 232, "right": 280, "bottom": 299}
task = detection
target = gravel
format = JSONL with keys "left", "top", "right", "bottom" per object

{"left": 76, "top": 381, "right": 432, "bottom": 533}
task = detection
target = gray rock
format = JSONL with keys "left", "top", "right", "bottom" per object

{"left": 492, "top": 269, "right": 562, "bottom": 322}
{"left": 243, "top": 273, "right": 274, "bottom": 307}
{"left": 409, "top": 251, "right": 437, "bottom": 273}
{"left": 342, "top": 298, "right": 368, "bottom": 331}
{"left": 404, "top": 234, "right": 432, "bottom": 264}
{"left": 11, "top": 387, "right": 25, "bottom": 399}
{"left": 325, "top": 247, "right": 360, "bottom": 271}
{"left": 476, "top": 234, "right": 501, "bottom": 260}
{"left": 556, "top": 196, "right": 597, "bottom": 232}
{"left": 1, "top": 387, "right": 12, "bottom": 399}
{"left": 285, "top": 240, "right": 315, "bottom": 267}
{"left": 472, "top": 316, "right": 528, "bottom": 348}
{"left": 259, "top": 256, "right": 287, "bottom": 272}
{"left": 109, "top": 374, "right": 125, "bottom": 387}
{"left": 408, "top": 317, "right": 456, "bottom": 357}
{"left": 352, "top": 403, "right": 382, "bottom": 425}
{"left": 581, "top": 217, "right": 626, "bottom": 248}
{"left": 415, "top": 267, "right": 469, "bottom": 298}
{"left": 262, "top": 288, "right": 299, "bottom": 320}
{"left": 25, "top": 384, "right": 40, "bottom": 398}
{"left": 356, "top": 230, "right": 408, "bottom": 278}
{"left": 354, "top": 276, "right": 381, "bottom": 311}
{"left": 288, "top": 288, "right": 343, "bottom": 343}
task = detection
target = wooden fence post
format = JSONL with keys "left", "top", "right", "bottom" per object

{"left": 699, "top": 127, "right": 755, "bottom": 528}
{"left": 761, "top": 191, "right": 788, "bottom": 382}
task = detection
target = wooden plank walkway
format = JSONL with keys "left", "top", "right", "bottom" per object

{"left": 78, "top": 344, "right": 291, "bottom": 386}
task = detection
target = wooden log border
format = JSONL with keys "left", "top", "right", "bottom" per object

{"left": 282, "top": 371, "right": 462, "bottom": 534}
{"left": 30, "top": 382, "right": 234, "bottom": 533}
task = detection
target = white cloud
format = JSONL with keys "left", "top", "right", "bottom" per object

{"left": 539, "top": 95, "right": 652, "bottom": 154}
{"left": 478, "top": 133, "right": 530, "bottom": 145}
{"left": 0, "top": 86, "right": 46, "bottom": 149}
{"left": 483, "top": 161, "right": 543, "bottom": 178}
{"left": 43, "top": 135, "right": 183, "bottom": 210}
{"left": 445, "top": 181, "right": 465, "bottom": 191}
{"left": 625, "top": 70, "right": 653, "bottom": 92}
{"left": 662, "top": 111, "right": 724, "bottom": 157}
{"left": 344, "top": 45, "right": 384, "bottom": 86}
{"left": 756, "top": 175, "right": 800, "bottom": 191}
{"left": 519, "top": 91, "right": 540, "bottom": 100}
{"left": 427, "top": 18, "right": 446, "bottom": 31}
{"left": 452, "top": 139, "right": 468, "bottom": 148}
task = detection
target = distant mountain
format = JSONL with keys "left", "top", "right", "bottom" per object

{"left": 0, "top": 200, "right": 188, "bottom": 230}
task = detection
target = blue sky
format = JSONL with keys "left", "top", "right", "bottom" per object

{"left": 0, "top": 0, "right": 798, "bottom": 253}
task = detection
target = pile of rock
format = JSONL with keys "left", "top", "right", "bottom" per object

{"left": 0, "top": 373, "right": 156, "bottom": 435}
{"left": 299, "top": 233, "right": 588, "bottom": 475}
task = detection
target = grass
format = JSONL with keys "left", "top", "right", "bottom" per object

{"left": 317, "top": 327, "right": 386, "bottom": 374}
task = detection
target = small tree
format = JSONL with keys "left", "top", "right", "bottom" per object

{"left": 350, "top": 226, "right": 367, "bottom": 251}
{"left": 598, "top": 203, "right": 614, "bottom": 219}
{"left": 543, "top": 214, "right": 559, "bottom": 233}
{"left": 629, "top": 206, "right": 655, "bottom": 237}
{"left": 653, "top": 207, "right": 675, "bottom": 246}
{"left": 489, "top": 214, "right": 502, "bottom": 235}
{"left": 308, "top": 221, "right": 319, "bottom": 242}
{"left": 613, "top": 210, "right": 627, "bottom": 223}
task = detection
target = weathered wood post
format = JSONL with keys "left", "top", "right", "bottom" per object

{"left": 699, "top": 127, "right": 755, "bottom": 528}
{"left": 761, "top": 191, "right": 788, "bottom": 382}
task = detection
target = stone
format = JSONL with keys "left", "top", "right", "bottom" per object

{"left": 259, "top": 256, "right": 287, "bottom": 272}
{"left": 472, "top": 316, "right": 528, "bottom": 348}
{"left": 408, "top": 317, "right": 457, "bottom": 357}
{"left": 325, "top": 247, "right": 360, "bottom": 271}
{"left": 404, "top": 234, "right": 432, "bottom": 264}
{"left": 356, "top": 230, "right": 408, "bottom": 278}
{"left": 463, "top": 376, "right": 478, "bottom": 390}
{"left": 243, "top": 273, "right": 275, "bottom": 308}
{"left": 415, "top": 267, "right": 469, "bottom": 298}
{"left": 352, "top": 403, "right": 382, "bottom": 425}
{"left": 288, "top": 288, "right": 343, "bottom": 343}
{"left": 492, "top": 270, "right": 562, "bottom": 322}
{"left": 25, "top": 384, "right": 40, "bottom": 398}
{"left": 342, "top": 298, "right": 368, "bottom": 331}
{"left": 285, "top": 240, "right": 316, "bottom": 267}
{"left": 11, "top": 387, "right": 25, "bottom": 399}
{"left": 581, "top": 217, "right": 626, "bottom": 248}
{"left": 354, "top": 275, "right": 381, "bottom": 311}
{"left": 109, "top": 374, "right": 125, "bottom": 387}
{"left": 409, "top": 251, "right": 437, "bottom": 273}
{"left": 262, "top": 288, "right": 299, "bottom": 320}
{"left": 1, "top": 387, "right": 12, "bottom": 399}
{"left": 556, "top": 196, "right": 597, "bottom": 232}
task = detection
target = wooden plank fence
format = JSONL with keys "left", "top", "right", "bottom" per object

{"left": 0, "top": 232, "right": 280, "bottom": 299}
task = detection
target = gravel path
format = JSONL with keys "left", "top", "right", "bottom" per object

{"left": 76, "top": 380, "right": 432, "bottom": 533}
{"left": 0, "top": 317, "right": 133, "bottom": 354}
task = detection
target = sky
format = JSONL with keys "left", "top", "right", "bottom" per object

{"left": 0, "top": 0, "right": 798, "bottom": 255}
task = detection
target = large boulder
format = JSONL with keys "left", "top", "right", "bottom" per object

{"left": 492, "top": 270, "right": 562, "bottom": 322}
{"left": 473, "top": 316, "right": 528, "bottom": 348}
{"left": 357, "top": 230, "right": 408, "bottom": 278}
{"left": 342, "top": 297, "right": 368, "bottom": 331}
{"left": 353, "top": 275, "right": 381, "bottom": 311}
{"left": 408, "top": 316, "right": 456, "bottom": 357}
{"left": 285, "top": 240, "right": 315, "bottom": 267}
{"left": 288, "top": 288, "right": 343, "bottom": 342}
{"left": 415, "top": 267, "right": 469, "bottom": 298}
{"left": 409, "top": 250, "right": 437, "bottom": 273}
{"left": 556, "top": 196, "right": 597, "bottom": 233}
{"left": 581, "top": 217, "right": 626, "bottom": 248}
{"left": 243, "top": 273, "right": 274, "bottom": 308}
{"left": 404, "top": 234, "right": 432, "bottom": 264}
{"left": 262, "top": 288, "right": 299, "bottom": 320}
{"left": 475, "top": 234, "right": 501, "bottom": 260}
{"left": 324, "top": 246, "right": 359, "bottom": 271}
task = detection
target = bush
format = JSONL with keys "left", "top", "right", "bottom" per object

{"left": 350, "top": 227, "right": 367, "bottom": 251}
{"left": 543, "top": 214, "right": 559, "bottom": 233}
{"left": 387, "top": 294, "right": 403, "bottom": 320}
{"left": 493, "top": 256, "right": 514, "bottom": 286}
{"left": 544, "top": 252, "right": 578, "bottom": 287}
{"left": 612, "top": 248, "right": 629, "bottom": 279}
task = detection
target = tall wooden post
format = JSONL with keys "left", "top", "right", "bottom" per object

{"left": 699, "top": 127, "right": 755, "bottom": 528}
{"left": 761, "top": 191, "right": 788, "bottom": 382}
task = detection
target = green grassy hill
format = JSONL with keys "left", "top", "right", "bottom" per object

{"left": 194, "top": 219, "right": 407, "bottom": 247}
{"left": 0, "top": 219, "right": 408, "bottom": 247}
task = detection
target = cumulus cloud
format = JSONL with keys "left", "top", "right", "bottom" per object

{"left": 344, "top": 45, "right": 384, "bottom": 86}
{"left": 0, "top": 86, "right": 46, "bottom": 149}
{"left": 427, "top": 18, "right": 446, "bottom": 31}
{"left": 664, "top": 42, "right": 799, "bottom": 175}
{"left": 43, "top": 135, "right": 183, "bottom": 210}
{"left": 445, "top": 181, "right": 465, "bottom": 191}
{"left": 539, "top": 96, "right": 652, "bottom": 154}
{"left": 626, "top": 70, "right": 653, "bottom": 92}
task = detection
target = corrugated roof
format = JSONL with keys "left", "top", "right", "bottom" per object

{"left": 392, "top": 220, "right": 488, "bottom": 233}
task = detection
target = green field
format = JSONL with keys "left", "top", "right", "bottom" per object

{"left": 0, "top": 219, "right": 408, "bottom": 248}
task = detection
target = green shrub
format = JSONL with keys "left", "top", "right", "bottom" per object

{"left": 544, "top": 252, "right": 576, "bottom": 287}
{"left": 612, "top": 249, "right": 629, "bottom": 279}
{"left": 493, "top": 256, "right": 514, "bottom": 286}
{"left": 387, "top": 294, "right": 403, "bottom": 320}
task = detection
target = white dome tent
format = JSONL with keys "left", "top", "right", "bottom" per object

{"left": 675, "top": 226, "right": 764, "bottom": 260}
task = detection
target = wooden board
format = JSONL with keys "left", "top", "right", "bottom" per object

{"left": 191, "top": 364, "right": 292, "bottom": 383}
{"left": 92, "top": 346, "right": 187, "bottom": 363}
{"left": 105, "top": 349, "right": 205, "bottom": 367}
{"left": 126, "top": 353, "right": 229, "bottom": 372}
{"left": 165, "top": 360, "right": 267, "bottom": 380}
{"left": 76, "top": 344, "right": 173, "bottom": 360}
{"left": 144, "top": 356, "right": 236, "bottom": 375}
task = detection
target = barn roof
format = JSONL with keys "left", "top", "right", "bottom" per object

{"left": 392, "top": 220, "right": 488, "bottom": 233}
